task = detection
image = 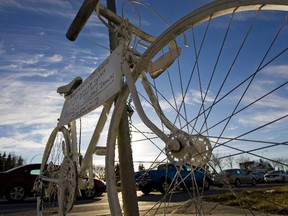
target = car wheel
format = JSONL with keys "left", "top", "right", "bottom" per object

{"left": 6, "top": 185, "right": 27, "bottom": 202}
{"left": 139, "top": 184, "right": 152, "bottom": 195}
{"left": 234, "top": 179, "right": 241, "bottom": 187}
{"left": 251, "top": 178, "right": 257, "bottom": 186}
{"left": 159, "top": 179, "right": 172, "bottom": 194}
{"left": 83, "top": 188, "right": 96, "bottom": 199}
{"left": 181, "top": 183, "right": 190, "bottom": 192}
{"left": 203, "top": 179, "right": 210, "bottom": 191}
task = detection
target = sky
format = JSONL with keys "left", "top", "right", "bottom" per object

{"left": 0, "top": 0, "right": 211, "bottom": 165}
{"left": 0, "top": 0, "right": 287, "bottom": 170}
{"left": 0, "top": 0, "right": 107, "bottom": 163}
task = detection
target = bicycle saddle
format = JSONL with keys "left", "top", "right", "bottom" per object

{"left": 57, "top": 76, "right": 83, "bottom": 96}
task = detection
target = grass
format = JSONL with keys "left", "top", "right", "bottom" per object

{"left": 204, "top": 185, "right": 288, "bottom": 215}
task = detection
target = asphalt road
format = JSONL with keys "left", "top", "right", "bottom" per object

{"left": 0, "top": 184, "right": 285, "bottom": 216}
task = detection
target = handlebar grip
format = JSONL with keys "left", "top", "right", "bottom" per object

{"left": 66, "top": 0, "right": 99, "bottom": 41}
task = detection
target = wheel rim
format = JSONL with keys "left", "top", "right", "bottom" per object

{"left": 59, "top": 157, "right": 77, "bottom": 213}
{"left": 107, "top": 1, "right": 288, "bottom": 215}
{"left": 84, "top": 189, "right": 95, "bottom": 198}
{"left": 10, "top": 186, "right": 25, "bottom": 201}
{"left": 38, "top": 126, "right": 76, "bottom": 215}
{"left": 161, "top": 181, "right": 171, "bottom": 194}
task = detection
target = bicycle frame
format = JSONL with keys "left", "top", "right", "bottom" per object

{"left": 45, "top": 0, "right": 204, "bottom": 192}
{"left": 61, "top": 1, "right": 182, "bottom": 189}
{"left": 37, "top": 1, "right": 288, "bottom": 215}
{"left": 66, "top": 40, "right": 176, "bottom": 189}
{"left": 38, "top": 1, "right": 154, "bottom": 205}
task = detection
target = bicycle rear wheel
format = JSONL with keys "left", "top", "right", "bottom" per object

{"left": 35, "top": 126, "right": 77, "bottom": 215}
{"left": 108, "top": 0, "right": 288, "bottom": 215}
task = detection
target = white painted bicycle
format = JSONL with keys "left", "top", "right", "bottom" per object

{"left": 34, "top": 0, "right": 288, "bottom": 215}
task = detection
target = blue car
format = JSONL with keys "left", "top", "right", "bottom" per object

{"left": 135, "top": 163, "right": 210, "bottom": 195}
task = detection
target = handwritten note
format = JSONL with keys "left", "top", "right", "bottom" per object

{"left": 58, "top": 44, "right": 124, "bottom": 126}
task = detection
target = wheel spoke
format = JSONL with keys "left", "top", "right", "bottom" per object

{"left": 125, "top": 1, "right": 288, "bottom": 215}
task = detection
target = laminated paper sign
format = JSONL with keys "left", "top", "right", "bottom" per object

{"left": 58, "top": 44, "right": 124, "bottom": 126}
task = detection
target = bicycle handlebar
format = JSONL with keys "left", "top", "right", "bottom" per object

{"left": 66, "top": 0, "right": 99, "bottom": 41}
{"left": 66, "top": 0, "right": 157, "bottom": 44}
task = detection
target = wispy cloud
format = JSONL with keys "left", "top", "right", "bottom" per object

{"left": 0, "top": 0, "right": 74, "bottom": 18}
{"left": 0, "top": 77, "right": 64, "bottom": 161}
{"left": 238, "top": 110, "right": 288, "bottom": 126}
{"left": 0, "top": 79, "right": 63, "bottom": 126}
{"left": 262, "top": 64, "right": 288, "bottom": 77}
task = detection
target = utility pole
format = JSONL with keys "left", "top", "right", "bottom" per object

{"left": 106, "top": 1, "right": 139, "bottom": 215}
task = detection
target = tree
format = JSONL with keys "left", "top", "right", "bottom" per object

{"left": 209, "top": 153, "right": 223, "bottom": 172}
{"left": 0, "top": 153, "right": 4, "bottom": 171}
{"left": 0, "top": 152, "right": 25, "bottom": 171}
{"left": 17, "top": 156, "right": 24, "bottom": 166}
{"left": 235, "top": 155, "right": 251, "bottom": 165}
{"left": 224, "top": 156, "right": 234, "bottom": 168}
{"left": 115, "top": 163, "right": 120, "bottom": 181}
{"left": 1, "top": 152, "right": 7, "bottom": 171}
{"left": 93, "top": 165, "right": 106, "bottom": 180}
{"left": 138, "top": 163, "right": 145, "bottom": 171}
{"left": 271, "top": 158, "right": 288, "bottom": 170}
{"left": 6, "top": 154, "right": 13, "bottom": 170}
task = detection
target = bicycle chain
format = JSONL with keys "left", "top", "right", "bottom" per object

{"left": 127, "top": 97, "right": 133, "bottom": 140}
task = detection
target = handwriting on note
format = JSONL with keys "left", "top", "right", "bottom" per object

{"left": 58, "top": 44, "right": 124, "bottom": 126}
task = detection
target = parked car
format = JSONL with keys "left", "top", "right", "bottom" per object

{"left": 0, "top": 163, "right": 106, "bottom": 202}
{"left": 134, "top": 163, "right": 210, "bottom": 195}
{"left": 252, "top": 171, "right": 266, "bottom": 183}
{"left": 264, "top": 170, "right": 288, "bottom": 183}
{"left": 81, "top": 178, "right": 106, "bottom": 199}
{"left": 0, "top": 164, "right": 41, "bottom": 202}
{"left": 212, "top": 168, "right": 257, "bottom": 187}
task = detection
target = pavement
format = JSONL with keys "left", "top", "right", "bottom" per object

{"left": 168, "top": 200, "right": 279, "bottom": 216}
{"left": 0, "top": 194, "right": 281, "bottom": 216}
{"left": 68, "top": 197, "right": 281, "bottom": 216}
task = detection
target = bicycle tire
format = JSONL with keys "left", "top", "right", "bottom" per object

{"left": 106, "top": 0, "right": 288, "bottom": 215}
{"left": 36, "top": 126, "right": 77, "bottom": 215}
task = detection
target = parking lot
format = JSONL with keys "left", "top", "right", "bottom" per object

{"left": 0, "top": 183, "right": 286, "bottom": 216}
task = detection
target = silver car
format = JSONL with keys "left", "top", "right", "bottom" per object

{"left": 264, "top": 170, "right": 288, "bottom": 183}
{"left": 212, "top": 169, "right": 257, "bottom": 187}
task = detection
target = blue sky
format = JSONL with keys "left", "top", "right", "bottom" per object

{"left": 0, "top": 0, "right": 110, "bottom": 163}
{"left": 0, "top": 0, "right": 211, "bottom": 164}
{"left": 0, "top": 0, "right": 287, "bottom": 169}
{"left": 0, "top": 1, "right": 100, "bottom": 162}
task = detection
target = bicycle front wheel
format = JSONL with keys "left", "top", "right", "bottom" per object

{"left": 35, "top": 126, "right": 77, "bottom": 216}
{"left": 113, "top": 0, "right": 288, "bottom": 215}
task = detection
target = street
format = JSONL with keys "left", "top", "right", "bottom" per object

{"left": 0, "top": 184, "right": 285, "bottom": 216}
